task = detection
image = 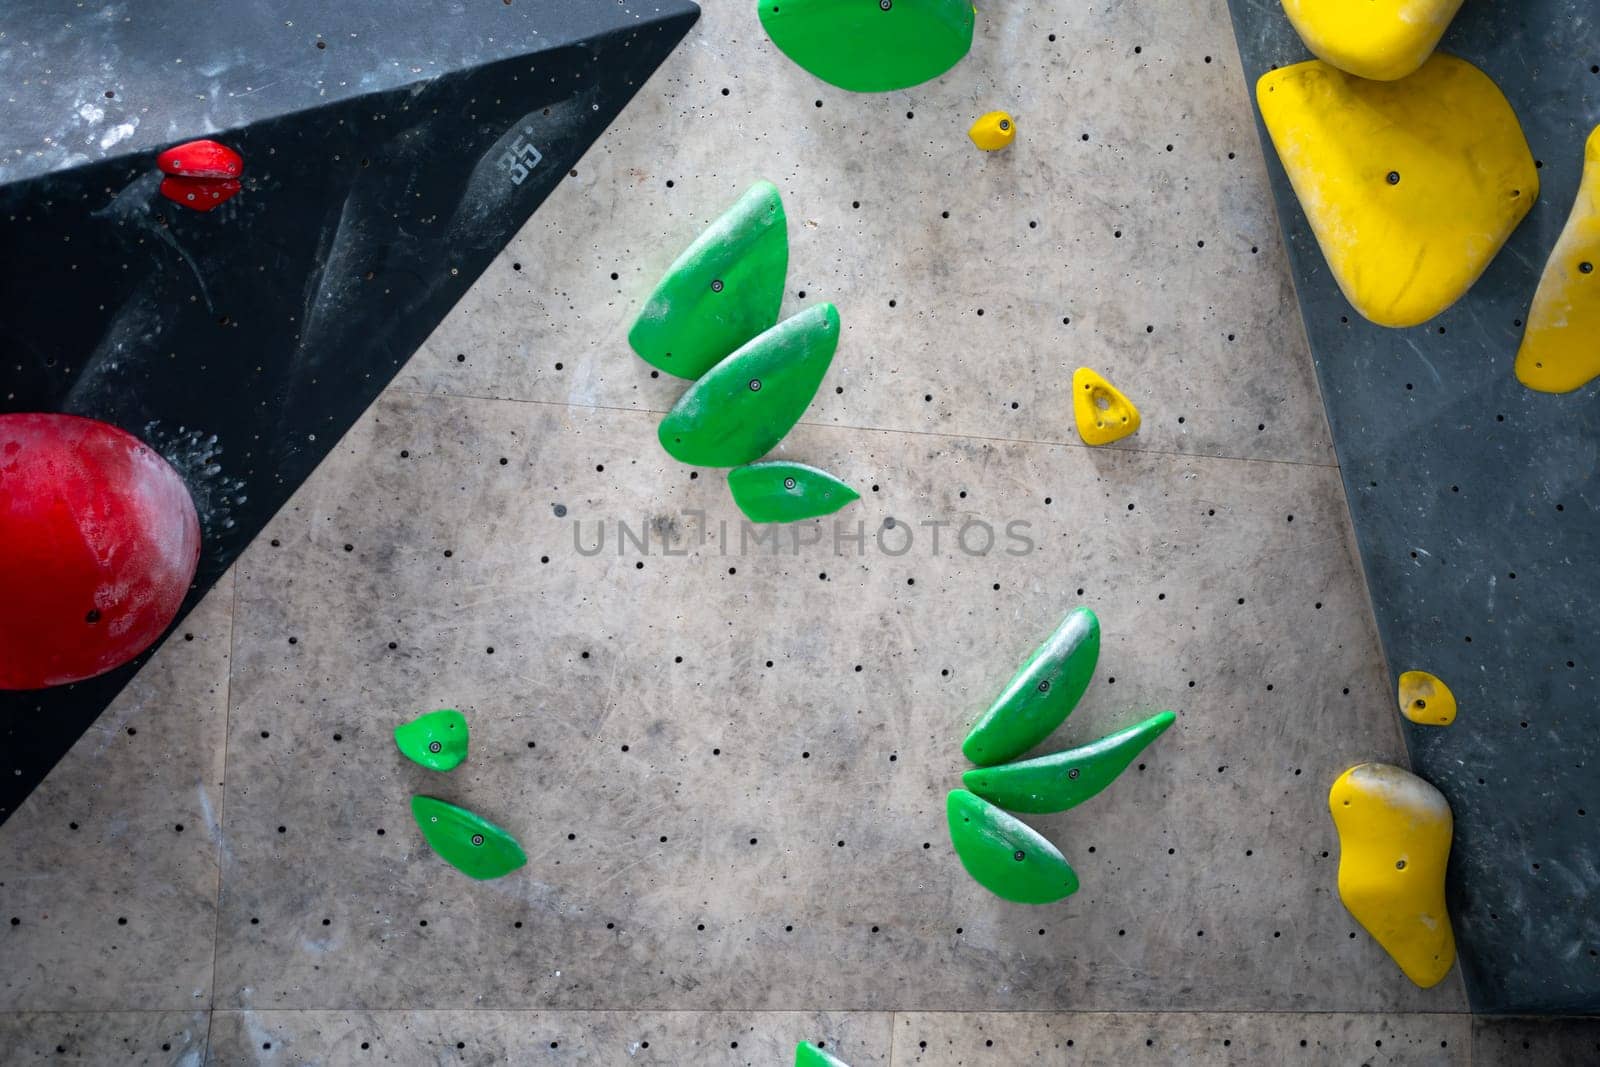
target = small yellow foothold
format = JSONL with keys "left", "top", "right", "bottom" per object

{"left": 1398, "top": 670, "right": 1456, "bottom": 726}
{"left": 968, "top": 111, "right": 1015, "bottom": 152}
{"left": 1257, "top": 55, "right": 1537, "bottom": 328}
{"left": 1515, "top": 126, "right": 1600, "bottom": 394}
{"left": 1282, "top": 0, "right": 1463, "bottom": 82}
{"left": 1330, "top": 763, "right": 1456, "bottom": 988}
{"left": 1071, "top": 367, "right": 1141, "bottom": 446}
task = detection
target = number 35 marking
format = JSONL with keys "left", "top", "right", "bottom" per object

{"left": 498, "top": 125, "right": 543, "bottom": 186}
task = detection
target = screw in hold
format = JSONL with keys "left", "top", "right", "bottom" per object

{"left": 1386, "top": 171, "right": 1401, "bottom": 185}
{"left": 1013, "top": 850, "right": 1026, "bottom": 861}
{"left": 471, "top": 834, "right": 485, "bottom": 847}
{"left": 748, "top": 379, "right": 762, "bottom": 391}
{"left": 999, "top": 119, "right": 1010, "bottom": 131}
{"left": 783, "top": 477, "right": 797, "bottom": 489}
{"left": 1581, "top": 262, "right": 1594, "bottom": 274}
{"left": 880, "top": 0, "right": 891, "bottom": 9}
{"left": 710, "top": 279, "right": 725, "bottom": 292}
{"left": 1037, "top": 679, "right": 1050, "bottom": 693}
{"left": 429, "top": 741, "right": 443, "bottom": 753}
{"left": 1068, "top": 768, "right": 1080, "bottom": 779}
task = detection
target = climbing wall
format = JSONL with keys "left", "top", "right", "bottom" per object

{"left": 4, "top": 0, "right": 1600, "bottom": 1064}
{"left": 1223, "top": 0, "right": 1600, "bottom": 1015}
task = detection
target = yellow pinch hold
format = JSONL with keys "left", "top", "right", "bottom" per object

{"left": 1072, "top": 367, "right": 1141, "bottom": 446}
{"left": 1257, "top": 55, "right": 1537, "bottom": 328}
{"left": 1330, "top": 763, "right": 1456, "bottom": 988}
{"left": 968, "top": 111, "right": 1016, "bottom": 152}
{"left": 1515, "top": 125, "right": 1600, "bottom": 394}
{"left": 1397, "top": 670, "right": 1456, "bottom": 726}
{"left": 1282, "top": 0, "right": 1463, "bottom": 82}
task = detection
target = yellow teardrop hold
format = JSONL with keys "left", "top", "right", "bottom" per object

{"left": 1397, "top": 670, "right": 1456, "bottom": 726}
{"left": 1329, "top": 763, "right": 1456, "bottom": 988}
{"left": 968, "top": 111, "right": 1016, "bottom": 152}
{"left": 1257, "top": 55, "right": 1537, "bottom": 328}
{"left": 1515, "top": 125, "right": 1600, "bottom": 394}
{"left": 1072, "top": 367, "right": 1141, "bottom": 446}
{"left": 1282, "top": 0, "right": 1463, "bottom": 82}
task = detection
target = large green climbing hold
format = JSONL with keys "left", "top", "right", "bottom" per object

{"left": 394, "top": 708, "right": 469, "bottom": 772}
{"left": 759, "top": 0, "right": 975, "bottom": 93}
{"left": 963, "top": 710, "right": 1176, "bottom": 814}
{"left": 658, "top": 303, "right": 839, "bottom": 467}
{"left": 410, "top": 796, "right": 527, "bottom": 880}
{"left": 795, "top": 1041, "right": 850, "bottom": 1067}
{"left": 946, "top": 789, "right": 1079, "bottom": 904}
{"left": 961, "top": 606, "right": 1100, "bottom": 767}
{"left": 629, "top": 181, "right": 789, "bottom": 380}
{"left": 729, "top": 461, "right": 859, "bottom": 523}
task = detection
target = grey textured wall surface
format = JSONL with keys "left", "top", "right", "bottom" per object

{"left": 3, "top": 0, "right": 1598, "bottom": 1060}
{"left": 1222, "top": 0, "right": 1600, "bottom": 1016}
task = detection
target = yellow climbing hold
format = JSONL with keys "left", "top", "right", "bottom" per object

{"left": 1257, "top": 55, "right": 1537, "bottom": 328}
{"left": 1329, "top": 763, "right": 1455, "bottom": 988}
{"left": 968, "top": 111, "right": 1016, "bottom": 152}
{"left": 1281, "top": 0, "right": 1463, "bottom": 82}
{"left": 1072, "top": 367, "right": 1140, "bottom": 446}
{"left": 1397, "top": 670, "right": 1456, "bottom": 726}
{"left": 1515, "top": 125, "right": 1600, "bottom": 394}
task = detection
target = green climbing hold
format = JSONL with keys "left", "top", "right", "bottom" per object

{"left": 759, "top": 0, "right": 975, "bottom": 93}
{"left": 410, "top": 796, "right": 527, "bottom": 880}
{"left": 946, "top": 789, "right": 1079, "bottom": 904}
{"left": 394, "top": 708, "right": 469, "bottom": 772}
{"left": 658, "top": 303, "right": 839, "bottom": 467}
{"left": 795, "top": 1040, "right": 850, "bottom": 1067}
{"left": 963, "top": 710, "right": 1176, "bottom": 814}
{"left": 961, "top": 606, "right": 1100, "bottom": 767}
{"left": 729, "top": 461, "right": 859, "bottom": 523}
{"left": 629, "top": 181, "right": 789, "bottom": 380}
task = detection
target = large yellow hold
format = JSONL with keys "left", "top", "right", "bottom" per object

{"left": 1515, "top": 125, "right": 1600, "bottom": 394}
{"left": 1258, "top": 55, "right": 1537, "bottom": 328}
{"left": 1330, "top": 763, "right": 1456, "bottom": 988}
{"left": 1282, "top": 0, "right": 1463, "bottom": 81}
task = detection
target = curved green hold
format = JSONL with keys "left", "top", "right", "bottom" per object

{"left": 795, "top": 1041, "right": 850, "bottom": 1067}
{"left": 946, "top": 789, "right": 1079, "bottom": 904}
{"left": 758, "top": 0, "right": 975, "bottom": 93}
{"left": 658, "top": 303, "right": 839, "bottom": 467}
{"left": 394, "top": 708, "right": 469, "bottom": 772}
{"left": 410, "top": 796, "right": 527, "bottom": 880}
{"left": 729, "top": 461, "right": 859, "bottom": 523}
{"left": 629, "top": 181, "right": 789, "bottom": 380}
{"left": 963, "top": 710, "right": 1176, "bottom": 814}
{"left": 962, "top": 606, "right": 1100, "bottom": 767}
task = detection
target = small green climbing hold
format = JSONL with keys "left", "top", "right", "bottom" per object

{"left": 629, "top": 181, "right": 789, "bottom": 380}
{"left": 658, "top": 303, "right": 840, "bottom": 467}
{"left": 961, "top": 606, "right": 1100, "bottom": 767}
{"left": 394, "top": 708, "right": 469, "bottom": 772}
{"left": 410, "top": 797, "right": 527, "bottom": 880}
{"left": 963, "top": 710, "right": 1176, "bottom": 813}
{"left": 729, "top": 461, "right": 859, "bottom": 523}
{"left": 946, "top": 789, "right": 1079, "bottom": 904}
{"left": 759, "top": 0, "right": 975, "bottom": 93}
{"left": 795, "top": 1040, "right": 850, "bottom": 1066}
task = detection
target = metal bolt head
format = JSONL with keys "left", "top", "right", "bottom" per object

{"left": 1386, "top": 171, "right": 1400, "bottom": 185}
{"left": 999, "top": 119, "right": 1010, "bottom": 131}
{"left": 471, "top": 834, "right": 485, "bottom": 847}
{"left": 1037, "top": 679, "right": 1050, "bottom": 693}
{"left": 880, "top": 0, "right": 892, "bottom": 9}
{"left": 1013, "top": 849, "right": 1026, "bottom": 861}
{"left": 748, "top": 378, "right": 762, "bottom": 391}
{"left": 783, "top": 477, "right": 797, "bottom": 490}
{"left": 1068, "top": 768, "right": 1080, "bottom": 779}
{"left": 711, "top": 278, "right": 724, "bottom": 292}
{"left": 428, "top": 740, "right": 443, "bottom": 753}
{"left": 1581, "top": 261, "right": 1595, "bottom": 274}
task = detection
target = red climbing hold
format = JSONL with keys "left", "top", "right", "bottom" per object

{"left": 158, "top": 175, "right": 242, "bottom": 213}
{"left": 156, "top": 139, "right": 243, "bottom": 179}
{"left": 0, "top": 414, "right": 202, "bottom": 690}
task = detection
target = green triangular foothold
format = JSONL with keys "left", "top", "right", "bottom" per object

{"left": 946, "top": 789, "right": 1079, "bottom": 905}
{"left": 963, "top": 710, "right": 1176, "bottom": 814}
{"left": 759, "top": 0, "right": 975, "bottom": 93}
{"left": 629, "top": 181, "right": 788, "bottom": 380}
{"left": 394, "top": 708, "right": 469, "bottom": 772}
{"left": 729, "top": 461, "right": 859, "bottom": 523}
{"left": 410, "top": 796, "right": 527, "bottom": 880}
{"left": 796, "top": 1040, "right": 851, "bottom": 1066}
{"left": 658, "top": 304, "right": 839, "bottom": 467}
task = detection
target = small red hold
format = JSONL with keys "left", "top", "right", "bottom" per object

{"left": 157, "top": 139, "right": 243, "bottom": 179}
{"left": 159, "top": 175, "right": 242, "bottom": 213}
